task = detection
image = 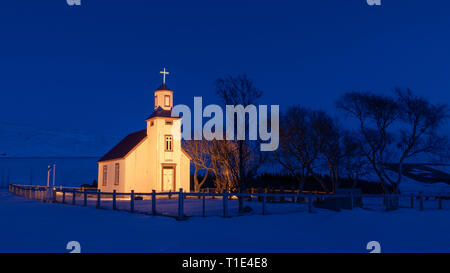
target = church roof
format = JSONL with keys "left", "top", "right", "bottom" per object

{"left": 155, "top": 83, "right": 171, "bottom": 91}
{"left": 98, "top": 129, "right": 147, "bottom": 162}
{"left": 146, "top": 108, "right": 179, "bottom": 120}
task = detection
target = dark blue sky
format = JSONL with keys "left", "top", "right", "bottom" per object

{"left": 1, "top": 0, "right": 449, "bottom": 136}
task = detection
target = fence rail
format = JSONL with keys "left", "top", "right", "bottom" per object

{"left": 8, "top": 184, "right": 450, "bottom": 220}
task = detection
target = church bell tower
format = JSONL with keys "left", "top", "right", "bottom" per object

{"left": 154, "top": 67, "right": 173, "bottom": 110}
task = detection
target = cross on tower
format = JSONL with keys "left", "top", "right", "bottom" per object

{"left": 160, "top": 67, "right": 170, "bottom": 84}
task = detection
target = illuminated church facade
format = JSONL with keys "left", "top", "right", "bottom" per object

{"left": 97, "top": 69, "right": 191, "bottom": 193}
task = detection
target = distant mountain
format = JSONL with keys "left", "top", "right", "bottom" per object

{"left": 384, "top": 163, "right": 450, "bottom": 185}
{"left": 383, "top": 163, "right": 450, "bottom": 194}
{"left": 0, "top": 122, "right": 120, "bottom": 157}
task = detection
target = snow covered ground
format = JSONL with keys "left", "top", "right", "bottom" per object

{"left": 1, "top": 190, "right": 450, "bottom": 253}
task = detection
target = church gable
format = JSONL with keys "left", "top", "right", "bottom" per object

{"left": 98, "top": 129, "right": 147, "bottom": 162}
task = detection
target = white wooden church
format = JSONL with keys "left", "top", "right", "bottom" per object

{"left": 97, "top": 69, "right": 191, "bottom": 193}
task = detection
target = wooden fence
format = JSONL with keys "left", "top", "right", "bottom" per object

{"left": 8, "top": 184, "right": 449, "bottom": 220}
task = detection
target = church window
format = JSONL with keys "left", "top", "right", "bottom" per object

{"left": 102, "top": 166, "right": 107, "bottom": 186}
{"left": 164, "top": 95, "right": 170, "bottom": 107}
{"left": 165, "top": 120, "right": 172, "bottom": 125}
{"left": 150, "top": 121, "right": 154, "bottom": 126}
{"left": 154, "top": 95, "right": 157, "bottom": 108}
{"left": 165, "top": 135, "right": 173, "bottom": 152}
{"left": 114, "top": 163, "right": 120, "bottom": 185}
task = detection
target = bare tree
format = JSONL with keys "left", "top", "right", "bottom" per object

{"left": 182, "top": 139, "right": 210, "bottom": 192}
{"left": 210, "top": 139, "right": 241, "bottom": 192}
{"left": 183, "top": 138, "right": 242, "bottom": 192}
{"left": 275, "top": 106, "right": 331, "bottom": 193}
{"left": 275, "top": 106, "right": 312, "bottom": 191}
{"left": 310, "top": 110, "right": 343, "bottom": 193}
{"left": 215, "top": 74, "right": 265, "bottom": 212}
{"left": 389, "top": 88, "right": 449, "bottom": 192}
{"left": 337, "top": 89, "right": 449, "bottom": 193}
{"left": 340, "top": 132, "right": 369, "bottom": 188}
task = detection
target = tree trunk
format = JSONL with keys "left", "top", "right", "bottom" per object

{"left": 238, "top": 140, "right": 245, "bottom": 213}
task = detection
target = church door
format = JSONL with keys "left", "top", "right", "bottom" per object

{"left": 162, "top": 166, "right": 175, "bottom": 192}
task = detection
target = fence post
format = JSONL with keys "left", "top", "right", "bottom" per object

{"left": 72, "top": 189, "right": 76, "bottom": 205}
{"left": 152, "top": 190, "right": 156, "bottom": 216}
{"left": 130, "top": 190, "right": 135, "bottom": 213}
{"left": 410, "top": 194, "right": 414, "bottom": 208}
{"left": 83, "top": 190, "right": 87, "bottom": 206}
{"left": 112, "top": 190, "right": 117, "bottom": 210}
{"left": 96, "top": 190, "right": 101, "bottom": 209}
{"left": 202, "top": 194, "right": 206, "bottom": 217}
{"left": 223, "top": 190, "right": 228, "bottom": 217}
{"left": 308, "top": 193, "right": 313, "bottom": 213}
{"left": 62, "top": 189, "right": 66, "bottom": 204}
{"left": 178, "top": 188, "right": 184, "bottom": 220}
